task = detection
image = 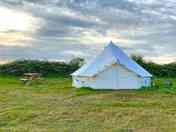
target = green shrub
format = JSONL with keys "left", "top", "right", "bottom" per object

{"left": 132, "top": 55, "right": 176, "bottom": 77}
{"left": 0, "top": 60, "right": 79, "bottom": 77}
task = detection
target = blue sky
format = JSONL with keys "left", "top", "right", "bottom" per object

{"left": 0, "top": 0, "right": 176, "bottom": 64}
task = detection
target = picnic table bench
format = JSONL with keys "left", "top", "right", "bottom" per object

{"left": 20, "top": 73, "right": 42, "bottom": 84}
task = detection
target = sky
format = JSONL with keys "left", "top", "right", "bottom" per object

{"left": 0, "top": 0, "right": 176, "bottom": 64}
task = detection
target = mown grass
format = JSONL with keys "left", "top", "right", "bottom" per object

{"left": 0, "top": 76, "right": 176, "bottom": 132}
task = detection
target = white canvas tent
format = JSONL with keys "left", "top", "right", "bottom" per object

{"left": 71, "top": 42, "right": 152, "bottom": 89}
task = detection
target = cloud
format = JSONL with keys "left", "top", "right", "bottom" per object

{"left": 0, "top": 0, "right": 176, "bottom": 64}
{"left": 0, "top": 5, "right": 41, "bottom": 47}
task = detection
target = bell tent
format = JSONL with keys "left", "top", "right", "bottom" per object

{"left": 71, "top": 42, "right": 152, "bottom": 89}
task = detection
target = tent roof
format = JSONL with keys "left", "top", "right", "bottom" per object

{"left": 71, "top": 42, "right": 152, "bottom": 77}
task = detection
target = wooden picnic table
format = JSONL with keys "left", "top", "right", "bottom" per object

{"left": 20, "top": 73, "right": 42, "bottom": 84}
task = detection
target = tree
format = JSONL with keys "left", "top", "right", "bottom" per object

{"left": 131, "top": 54, "right": 145, "bottom": 65}
{"left": 69, "top": 57, "right": 85, "bottom": 68}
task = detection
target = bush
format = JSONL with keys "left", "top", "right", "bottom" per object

{"left": 132, "top": 55, "right": 176, "bottom": 77}
{"left": 0, "top": 60, "right": 80, "bottom": 77}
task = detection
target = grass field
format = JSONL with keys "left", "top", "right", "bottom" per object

{"left": 0, "top": 76, "right": 176, "bottom": 132}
